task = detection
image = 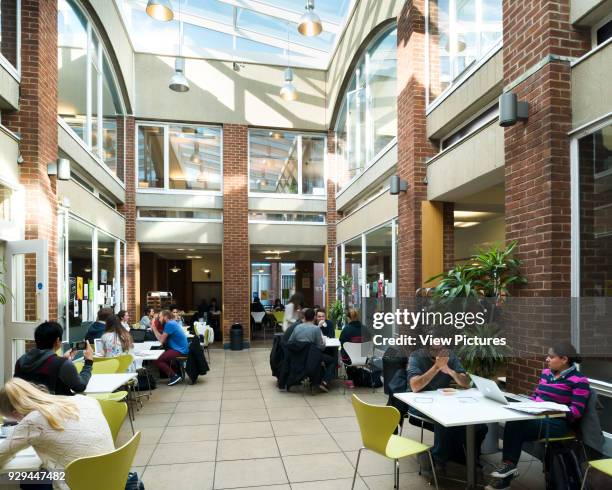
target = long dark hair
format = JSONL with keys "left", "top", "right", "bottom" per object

{"left": 550, "top": 341, "right": 582, "bottom": 365}
{"left": 105, "top": 315, "right": 132, "bottom": 352}
{"left": 289, "top": 292, "right": 304, "bottom": 308}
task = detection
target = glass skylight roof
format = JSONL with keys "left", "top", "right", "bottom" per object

{"left": 115, "top": 0, "right": 355, "bottom": 69}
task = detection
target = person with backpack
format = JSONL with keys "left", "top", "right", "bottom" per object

{"left": 486, "top": 341, "right": 590, "bottom": 490}
{"left": 14, "top": 321, "right": 94, "bottom": 395}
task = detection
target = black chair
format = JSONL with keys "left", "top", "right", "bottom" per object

{"left": 130, "top": 329, "right": 146, "bottom": 343}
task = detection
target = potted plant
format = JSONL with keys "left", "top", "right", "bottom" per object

{"left": 329, "top": 274, "right": 353, "bottom": 329}
{"left": 0, "top": 259, "right": 10, "bottom": 305}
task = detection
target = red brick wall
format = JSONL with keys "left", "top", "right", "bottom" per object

{"left": 396, "top": 0, "right": 438, "bottom": 302}
{"left": 222, "top": 124, "right": 250, "bottom": 344}
{"left": 442, "top": 202, "right": 454, "bottom": 273}
{"left": 502, "top": 0, "right": 590, "bottom": 393}
{"left": 326, "top": 129, "right": 338, "bottom": 308}
{"left": 122, "top": 116, "right": 139, "bottom": 321}
{"left": 4, "top": 0, "right": 59, "bottom": 321}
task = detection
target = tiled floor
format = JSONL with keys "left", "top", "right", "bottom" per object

{"left": 116, "top": 348, "right": 547, "bottom": 490}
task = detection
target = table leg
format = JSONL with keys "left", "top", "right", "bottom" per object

{"left": 466, "top": 424, "right": 476, "bottom": 489}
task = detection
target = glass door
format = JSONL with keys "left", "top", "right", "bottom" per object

{"left": 3, "top": 239, "right": 48, "bottom": 381}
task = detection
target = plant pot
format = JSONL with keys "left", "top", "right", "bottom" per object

{"left": 481, "top": 422, "right": 500, "bottom": 455}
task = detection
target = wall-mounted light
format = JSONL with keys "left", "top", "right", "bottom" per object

{"left": 47, "top": 158, "right": 71, "bottom": 181}
{"left": 499, "top": 92, "right": 529, "bottom": 127}
{"left": 389, "top": 175, "right": 408, "bottom": 195}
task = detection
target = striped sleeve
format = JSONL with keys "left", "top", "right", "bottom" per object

{"left": 568, "top": 375, "right": 590, "bottom": 421}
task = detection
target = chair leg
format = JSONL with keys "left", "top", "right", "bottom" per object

{"left": 395, "top": 459, "right": 399, "bottom": 488}
{"left": 580, "top": 465, "right": 590, "bottom": 490}
{"left": 352, "top": 447, "right": 363, "bottom": 490}
{"left": 428, "top": 451, "right": 439, "bottom": 490}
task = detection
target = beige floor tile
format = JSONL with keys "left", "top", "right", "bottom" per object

{"left": 168, "top": 410, "right": 220, "bottom": 426}
{"left": 271, "top": 419, "right": 327, "bottom": 437}
{"left": 362, "top": 473, "right": 433, "bottom": 490}
{"left": 137, "top": 401, "right": 177, "bottom": 415}
{"left": 222, "top": 381, "right": 260, "bottom": 391}
{"left": 344, "top": 450, "right": 420, "bottom": 476}
{"left": 311, "top": 404, "right": 356, "bottom": 418}
{"left": 117, "top": 426, "right": 164, "bottom": 446}
{"left": 275, "top": 433, "right": 340, "bottom": 456}
{"left": 220, "top": 408, "right": 269, "bottom": 424}
{"left": 160, "top": 424, "right": 219, "bottom": 443}
{"left": 220, "top": 486, "right": 289, "bottom": 490}
{"left": 133, "top": 413, "right": 172, "bottom": 428}
{"left": 263, "top": 396, "right": 311, "bottom": 409}
{"left": 174, "top": 400, "right": 222, "bottom": 412}
{"left": 142, "top": 462, "right": 215, "bottom": 490}
{"left": 222, "top": 398, "right": 266, "bottom": 410}
{"left": 331, "top": 431, "right": 364, "bottom": 452}
{"left": 219, "top": 421, "right": 274, "bottom": 440}
{"left": 181, "top": 390, "right": 223, "bottom": 402}
{"left": 320, "top": 416, "right": 360, "bottom": 433}
{"left": 222, "top": 389, "right": 263, "bottom": 400}
{"left": 266, "top": 406, "right": 316, "bottom": 421}
{"left": 149, "top": 440, "right": 217, "bottom": 464}
{"left": 306, "top": 395, "right": 352, "bottom": 406}
{"left": 214, "top": 457, "right": 288, "bottom": 489}
{"left": 216, "top": 437, "right": 279, "bottom": 460}
{"left": 132, "top": 443, "right": 156, "bottom": 466}
{"left": 290, "top": 477, "right": 368, "bottom": 490}
{"left": 282, "top": 453, "right": 355, "bottom": 482}
{"left": 149, "top": 389, "right": 184, "bottom": 403}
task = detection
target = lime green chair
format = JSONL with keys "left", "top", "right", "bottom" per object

{"left": 335, "top": 329, "right": 342, "bottom": 339}
{"left": 115, "top": 354, "right": 134, "bottom": 373}
{"left": 351, "top": 394, "right": 438, "bottom": 490}
{"left": 65, "top": 431, "right": 141, "bottom": 490}
{"left": 98, "top": 399, "right": 128, "bottom": 445}
{"left": 92, "top": 358, "right": 120, "bottom": 374}
{"left": 581, "top": 458, "right": 612, "bottom": 490}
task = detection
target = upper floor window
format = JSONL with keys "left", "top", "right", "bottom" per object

{"left": 58, "top": 0, "right": 125, "bottom": 180}
{"left": 0, "top": 0, "right": 20, "bottom": 73}
{"left": 137, "top": 123, "right": 222, "bottom": 192}
{"left": 427, "top": 0, "right": 502, "bottom": 104}
{"left": 334, "top": 26, "right": 397, "bottom": 191}
{"left": 249, "top": 129, "right": 326, "bottom": 196}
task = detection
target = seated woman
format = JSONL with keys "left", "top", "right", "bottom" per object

{"left": 117, "top": 309, "right": 130, "bottom": 331}
{"left": 339, "top": 308, "right": 369, "bottom": 364}
{"left": 101, "top": 315, "right": 135, "bottom": 371}
{"left": 486, "top": 341, "right": 590, "bottom": 490}
{"left": 0, "top": 378, "right": 115, "bottom": 490}
{"left": 273, "top": 298, "right": 285, "bottom": 312}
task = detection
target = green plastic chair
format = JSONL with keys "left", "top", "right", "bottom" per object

{"left": 115, "top": 354, "right": 134, "bottom": 373}
{"left": 581, "top": 458, "right": 612, "bottom": 489}
{"left": 64, "top": 431, "right": 141, "bottom": 490}
{"left": 92, "top": 358, "right": 120, "bottom": 374}
{"left": 335, "top": 329, "right": 342, "bottom": 339}
{"left": 98, "top": 399, "right": 128, "bottom": 445}
{"left": 351, "top": 394, "right": 438, "bottom": 490}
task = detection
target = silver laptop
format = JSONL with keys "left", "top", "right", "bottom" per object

{"left": 94, "top": 338, "right": 104, "bottom": 356}
{"left": 470, "top": 374, "right": 527, "bottom": 405}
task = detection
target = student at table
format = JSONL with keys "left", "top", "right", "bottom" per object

{"left": 14, "top": 322, "right": 94, "bottom": 396}
{"left": 282, "top": 292, "right": 304, "bottom": 331}
{"left": 289, "top": 308, "right": 335, "bottom": 392}
{"left": 339, "top": 308, "right": 369, "bottom": 363}
{"left": 152, "top": 310, "right": 189, "bottom": 386}
{"left": 170, "top": 305, "right": 184, "bottom": 327}
{"left": 0, "top": 378, "right": 114, "bottom": 490}
{"left": 117, "top": 309, "right": 130, "bottom": 331}
{"left": 273, "top": 298, "right": 285, "bottom": 312}
{"left": 251, "top": 296, "right": 266, "bottom": 313}
{"left": 140, "top": 307, "right": 155, "bottom": 328}
{"left": 84, "top": 307, "right": 113, "bottom": 342}
{"left": 486, "top": 342, "right": 590, "bottom": 490}
{"left": 101, "top": 315, "right": 135, "bottom": 371}
{"left": 407, "top": 344, "right": 486, "bottom": 477}
{"left": 208, "top": 298, "right": 222, "bottom": 336}
{"left": 315, "top": 308, "right": 335, "bottom": 339}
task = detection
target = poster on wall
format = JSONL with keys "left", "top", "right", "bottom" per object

{"left": 76, "top": 277, "right": 83, "bottom": 300}
{"left": 81, "top": 301, "right": 88, "bottom": 321}
{"left": 100, "top": 269, "right": 107, "bottom": 284}
{"left": 260, "top": 290, "right": 269, "bottom": 300}
{"left": 302, "top": 277, "right": 310, "bottom": 289}
{"left": 88, "top": 280, "right": 94, "bottom": 300}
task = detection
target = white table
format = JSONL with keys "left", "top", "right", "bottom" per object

{"left": 84, "top": 373, "right": 138, "bottom": 394}
{"left": 325, "top": 338, "right": 341, "bottom": 348}
{"left": 133, "top": 341, "right": 161, "bottom": 353}
{"left": 394, "top": 389, "right": 565, "bottom": 488}
{"left": 0, "top": 447, "right": 41, "bottom": 475}
{"left": 134, "top": 350, "right": 164, "bottom": 361}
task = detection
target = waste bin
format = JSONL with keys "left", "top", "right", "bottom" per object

{"left": 230, "top": 323, "right": 243, "bottom": 351}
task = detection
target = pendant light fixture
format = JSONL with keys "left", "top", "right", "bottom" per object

{"left": 146, "top": 0, "right": 174, "bottom": 21}
{"left": 190, "top": 142, "right": 201, "bottom": 164}
{"left": 280, "top": 24, "right": 298, "bottom": 101}
{"left": 298, "top": 0, "right": 322, "bottom": 37}
{"left": 169, "top": 0, "right": 189, "bottom": 92}
{"left": 170, "top": 262, "right": 181, "bottom": 273}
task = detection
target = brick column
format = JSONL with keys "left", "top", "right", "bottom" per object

{"left": 222, "top": 124, "right": 250, "bottom": 346}
{"left": 396, "top": 0, "right": 438, "bottom": 302}
{"left": 502, "top": 0, "right": 589, "bottom": 393}
{"left": 4, "top": 0, "right": 58, "bottom": 320}
{"left": 326, "top": 129, "right": 338, "bottom": 308}
{"left": 442, "top": 202, "right": 454, "bottom": 273}
{"left": 122, "top": 116, "right": 139, "bottom": 321}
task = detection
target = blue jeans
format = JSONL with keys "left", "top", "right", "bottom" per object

{"left": 502, "top": 417, "right": 569, "bottom": 464}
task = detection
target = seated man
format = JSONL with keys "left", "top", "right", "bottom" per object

{"left": 251, "top": 296, "right": 266, "bottom": 313}
{"left": 152, "top": 310, "right": 189, "bottom": 386}
{"left": 408, "top": 345, "right": 487, "bottom": 477}
{"left": 289, "top": 308, "right": 336, "bottom": 392}
{"left": 85, "top": 307, "right": 113, "bottom": 342}
{"left": 315, "top": 308, "right": 335, "bottom": 339}
{"left": 14, "top": 321, "right": 94, "bottom": 395}
{"left": 486, "top": 342, "right": 590, "bottom": 490}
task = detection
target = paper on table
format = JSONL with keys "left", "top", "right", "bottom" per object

{"left": 505, "top": 401, "right": 570, "bottom": 414}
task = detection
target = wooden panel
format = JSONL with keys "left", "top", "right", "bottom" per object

{"left": 421, "top": 201, "right": 444, "bottom": 288}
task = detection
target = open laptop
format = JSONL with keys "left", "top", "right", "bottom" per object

{"left": 470, "top": 374, "right": 529, "bottom": 405}
{"left": 94, "top": 338, "right": 104, "bottom": 357}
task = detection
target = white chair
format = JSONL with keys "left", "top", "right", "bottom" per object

{"left": 251, "top": 311, "right": 266, "bottom": 340}
{"left": 342, "top": 341, "right": 377, "bottom": 393}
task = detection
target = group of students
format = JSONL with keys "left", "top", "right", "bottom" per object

{"left": 390, "top": 341, "right": 594, "bottom": 490}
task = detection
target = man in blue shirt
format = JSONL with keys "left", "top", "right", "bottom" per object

{"left": 152, "top": 310, "right": 189, "bottom": 386}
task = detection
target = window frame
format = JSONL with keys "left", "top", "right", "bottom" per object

{"left": 0, "top": 0, "right": 21, "bottom": 81}
{"left": 135, "top": 121, "right": 224, "bottom": 195}
{"left": 247, "top": 211, "right": 326, "bottom": 225}
{"left": 136, "top": 207, "right": 223, "bottom": 222}
{"left": 247, "top": 129, "right": 328, "bottom": 199}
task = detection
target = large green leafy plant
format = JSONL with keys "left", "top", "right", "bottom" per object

{"left": 0, "top": 260, "right": 9, "bottom": 305}
{"left": 329, "top": 274, "right": 353, "bottom": 329}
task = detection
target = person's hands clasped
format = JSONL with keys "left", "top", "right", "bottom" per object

{"left": 83, "top": 340, "right": 94, "bottom": 361}
{"left": 434, "top": 353, "right": 450, "bottom": 371}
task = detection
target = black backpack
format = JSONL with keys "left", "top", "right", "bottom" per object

{"left": 545, "top": 440, "right": 586, "bottom": 490}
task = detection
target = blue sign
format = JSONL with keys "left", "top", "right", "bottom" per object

{"left": 37, "top": 282, "right": 43, "bottom": 290}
